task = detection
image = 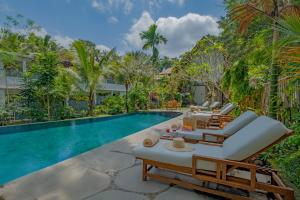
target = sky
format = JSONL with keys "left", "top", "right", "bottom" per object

{"left": 0, "top": 0, "right": 225, "bottom": 58}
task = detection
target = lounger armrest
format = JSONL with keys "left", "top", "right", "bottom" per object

{"left": 202, "top": 132, "right": 228, "bottom": 143}
{"left": 192, "top": 155, "right": 257, "bottom": 190}
{"left": 212, "top": 109, "right": 220, "bottom": 113}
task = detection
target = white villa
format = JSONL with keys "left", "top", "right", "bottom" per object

{"left": 0, "top": 56, "right": 127, "bottom": 107}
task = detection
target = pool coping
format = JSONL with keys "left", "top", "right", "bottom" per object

{"left": 0, "top": 111, "right": 182, "bottom": 135}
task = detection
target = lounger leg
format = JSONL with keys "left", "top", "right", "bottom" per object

{"left": 143, "top": 161, "right": 147, "bottom": 181}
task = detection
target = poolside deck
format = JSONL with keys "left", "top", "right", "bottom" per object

{"left": 0, "top": 112, "right": 268, "bottom": 200}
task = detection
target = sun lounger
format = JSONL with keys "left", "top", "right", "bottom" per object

{"left": 177, "top": 111, "right": 257, "bottom": 143}
{"left": 190, "top": 101, "right": 210, "bottom": 112}
{"left": 191, "top": 103, "right": 235, "bottom": 128}
{"left": 133, "top": 116, "right": 294, "bottom": 200}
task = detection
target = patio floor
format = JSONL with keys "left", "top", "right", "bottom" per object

{"left": 0, "top": 112, "right": 268, "bottom": 200}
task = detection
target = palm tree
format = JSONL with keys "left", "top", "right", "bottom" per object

{"left": 140, "top": 24, "right": 167, "bottom": 65}
{"left": 276, "top": 11, "right": 300, "bottom": 77}
{"left": 70, "top": 41, "right": 114, "bottom": 116}
{"left": 231, "top": 0, "right": 299, "bottom": 118}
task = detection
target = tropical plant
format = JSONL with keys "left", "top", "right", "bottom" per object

{"left": 276, "top": 12, "right": 300, "bottom": 77}
{"left": 230, "top": 0, "right": 300, "bottom": 118}
{"left": 69, "top": 40, "right": 114, "bottom": 116}
{"left": 95, "top": 95, "right": 125, "bottom": 115}
{"left": 140, "top": 24, "right": 167, "bottom": 65}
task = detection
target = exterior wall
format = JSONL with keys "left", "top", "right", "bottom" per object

{"left": 192, "top": 85, "right": 206, "bottom": 105}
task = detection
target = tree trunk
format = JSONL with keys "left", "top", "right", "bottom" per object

{"left": 88, "top": 90, "right": 94, "bottom": 116}
{"left": 47, "top": 94, "right": 51, "bottom": 120}
{"left": 125, "top": 80, "right": 129, "bottom": 113}
{"left": 269, "top": 2, "right": 280, "bottom": 119}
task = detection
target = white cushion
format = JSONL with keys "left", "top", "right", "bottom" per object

{"left": 133, "top": 140, "right": 223, "bottom": 171}
{"left": 222, "top": 111, "right": 257, "bottom": 136}
{"left": 202, "top": 101, "right": 210, "bottom": 107}
{"left": 179, "top": 111, "right": 257, "bottom": 141}
{"left": 209, "top": 101, "right": 220, "bottom": 109}
{"left": 191, "top": 112, "right": 213, "bottom": 122}
{"left": 223, "top": 116, "right": 290, "bottom": 161}
{"left": 176, "top": 129, "right": 223, "bottom": 141}
{"left": 220, "top": 103, "right": 235, "bottom": 115}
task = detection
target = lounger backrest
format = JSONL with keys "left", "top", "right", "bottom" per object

{"left": 202, "top": 101, "right": 210, "bottom": 107}
{"left": 222, "top": 111, "right": 257, "bottom": 136}
{"left": 209, "top": 101, "right": 220, "bottom": 109}
{"left": 223, "top": 116, "right": 290, "bottom": 161}
{"left": 220, "top": 103, "right": 235, "bottom": 115}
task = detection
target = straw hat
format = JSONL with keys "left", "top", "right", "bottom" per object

{"left": 165, "top": 137, "right": 195, "bottom": 152}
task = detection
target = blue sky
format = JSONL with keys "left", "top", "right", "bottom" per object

{"left": 0, "top": 0, "right": 225, "bottom": 57}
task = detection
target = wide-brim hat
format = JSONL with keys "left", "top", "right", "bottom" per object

{"left": 165, "top": 138, "right": 195, "bottom": 152}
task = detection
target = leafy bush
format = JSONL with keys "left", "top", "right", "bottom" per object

{"left": 95, "top": 95, "right": 125, "bottom": 115}
{"left": 265, "top": 112, "right": 300, "bottom": 190}
{"left": 53, "top": 105, "right": 78, "bottom": 120}
{"left": 128, "top": 83, "right": 149, "bottom": 111}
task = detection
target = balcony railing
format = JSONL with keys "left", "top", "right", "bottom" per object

{"left": 0, "top": 74, "right": 126, "bottom": 92}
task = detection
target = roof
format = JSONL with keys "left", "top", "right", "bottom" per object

{"left": 159, "top": 67, "right": 173, "bottom": 75}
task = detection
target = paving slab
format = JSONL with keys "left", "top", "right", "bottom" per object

{"left": 114, "top": 166, "right": 174, "bottom": 193}
{"left": 3, "top": 164, "right": 110, "bottom": 200}
{"left": 78, "top": 151, "right": 136, "bottom": 172}
{"left": 86, "top": 190, "right": 149, "bottom": 200}
{"left": 154, "top": 187, "right": 214, "bottom": 200}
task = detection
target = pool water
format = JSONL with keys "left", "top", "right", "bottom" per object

{"left": 0, "top": 112, "right": 179, "bottom": 184}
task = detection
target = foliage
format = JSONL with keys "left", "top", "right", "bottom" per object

{"left": 128, "top": 82, "right": 150, "bottom": 111}
{"left": 69, "top": 40, "right": 114, "bottom": 116}
{"left": 20, "top": 51, "right": 61, "bottom": 120}
{"left": 230, "top": 0, "right": 300, "bottom": 118}
{"left": 262, "top": 112, "right": 300, "bottom": 189}
{"left": 95, "top": 95, "right": 125, "bottom": 115}
{"left": 140, "top": 24, "right": 167, "bottom": 65}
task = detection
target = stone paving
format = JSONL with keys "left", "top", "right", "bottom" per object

{"left": 0, "top": 112, "right": 268, "bottom": 200}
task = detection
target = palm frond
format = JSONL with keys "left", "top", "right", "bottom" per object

{"left": 230, "top": 2, "right": 274, "bottom": 34}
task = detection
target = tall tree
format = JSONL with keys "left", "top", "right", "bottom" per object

{"left": 231, "top": 0, "right": 300, "bottom": 118}
{"left": 140, "top": 24, "right": 167, "bottom": 65}
{"left": 70, "top": 40, "right": 114, "bottom": 116}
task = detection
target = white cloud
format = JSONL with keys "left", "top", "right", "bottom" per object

{"left": 91, "top": 0, "right": 104, "bottom": 11}
{"left": 124, "top": 11, "right": 220, "bottom": 57}
{"left": 108, "top": 16, "right": 119, "bottom": 24}
{"left": 167, "top": 0, "right": 186, "bottom": 6}
{"left": 53, "top": 35, "right": 74, "bottom": 48}
{"left": 91, "top": 0, "right": 133, "bottom": 14}
{"left": 96, "top": 44, "right": 111, "bottom": 51}
{"left": 125, "top": 11, "right": 154, "bottom": 49}
{"left": 32, "top": 28, "right": 48, "bottom": 37}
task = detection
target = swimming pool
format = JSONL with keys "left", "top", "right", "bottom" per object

{"left": 0, "top": 112, "right": 180, "bottom": 184}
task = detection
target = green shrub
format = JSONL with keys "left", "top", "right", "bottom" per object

{"left": 128, "top": 83, "right": 149, "bottom": 111}
{"left": 267, "top": 112, "right": 300, "bottom": 190}
{"left": 95, "top": 95, "right": 125, "bottom": 115}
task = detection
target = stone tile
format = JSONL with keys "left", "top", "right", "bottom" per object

{"left": 3, "top": 164, "right": 110, "bottom": 200}
{"left": 176, "top": 173, "right": 205, "bottom": 186}
{"left": 109, "top": 139, "right": 135, "bottom": 154}
{"left": 115, "top": 166, "right": 172, "bottom": 193}
{"left": 249, "top": 192, "right": 268, "bottom": 200}
{"left": 87, "top": 190, "right": 149, "bottom": 200}
{"left": 154, "top": 187, "right": 214, "bottom": 200}
{"left": 78, "top": 151, "right": 136, "bottom": 172}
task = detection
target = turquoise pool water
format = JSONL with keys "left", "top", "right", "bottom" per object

{"left": 0, "top": 112, "right": 179, "bottom": 184}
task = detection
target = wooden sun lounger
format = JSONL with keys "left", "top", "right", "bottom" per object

{"left": 135, "top": 117, "right": 295, "bottom": 200}
{"left": 179, "top": 111, "right": 258, "bottom": 144}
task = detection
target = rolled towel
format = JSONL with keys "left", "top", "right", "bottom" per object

{"left": 143, "top": 132, "right": 160, "bottom": 147}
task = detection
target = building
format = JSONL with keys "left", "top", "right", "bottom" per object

{"left": 0, "top": 56, "right": 127, "bottom": 108}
